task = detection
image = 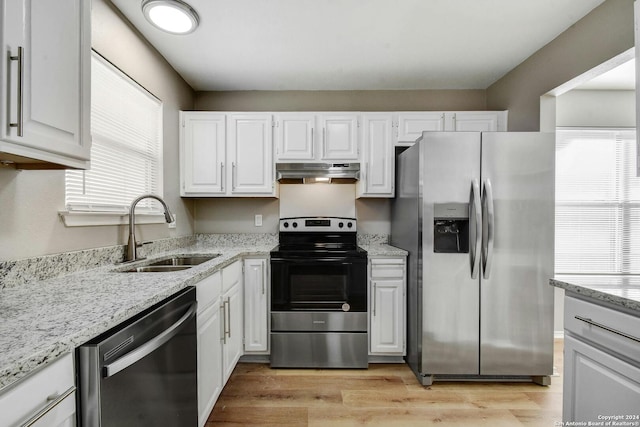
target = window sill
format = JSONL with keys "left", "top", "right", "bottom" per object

{"left": 59, "top": 211, "right": 169, "bottom": 227}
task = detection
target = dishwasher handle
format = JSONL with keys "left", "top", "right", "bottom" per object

{"left": 103, "top": 301, "right": 197, "bottom": 378}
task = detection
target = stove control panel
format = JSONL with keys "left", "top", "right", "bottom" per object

{"left": 280, "top": 217, "right": 356, "bottom": 232}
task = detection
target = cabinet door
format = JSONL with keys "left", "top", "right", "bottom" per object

{"left": 396, "top": 112, "right": 445, "bottom": 143}
{"left": 0, "top": 0, "right": 90, "bottom": 168}
{"left": 359, "top": 114, "right": 394, "bottom": 197}
{"left": 222, "top": 282, "right": 243, "bottom": 384}
{"left": 275, "top": 113, "right": 315, "bottom": 161}
{"left": 449, "top": 112, "right": 501, "bottom": 131}
{"left": 369, "top": 258, "right": 406, "bottom": 356}
{"left": 370, "top": 279, "right": 404, "bottom": 354}
{"left": 197, "top": 302, "right": 223, "bottom": 427}
{"left": 0, "top": 353, "right": 76, "bottom": 427}
{"left": 319, "top": 114, "right": 359, "bottom": 160}
{"left": 244, "top": 258, "right": 269, "bottom": 353}
{"left": 563, "top": 335, "right": 640, "bottom": 423}
{"left": 228, "top": 114, "right": 274, "bottom": 195}
{"left": 181, "top": 112, "right": 226, "bottom": 196}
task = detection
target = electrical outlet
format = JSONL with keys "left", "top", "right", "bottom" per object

{"left": 255, "top": 214, "right": 263, "bottom": 227}
{"left": 169, "top": 214, "right": 177, "bottom": 229}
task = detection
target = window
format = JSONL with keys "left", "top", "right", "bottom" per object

{"left": 555, "top": 128, "right": 640, "bottom": 276}
{"left": 63, "top": 52, "right": 163, "bottom": 224}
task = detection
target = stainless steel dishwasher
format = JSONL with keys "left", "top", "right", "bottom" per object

{"left": 78, "top": 287, "right": 197, "bottom": 426}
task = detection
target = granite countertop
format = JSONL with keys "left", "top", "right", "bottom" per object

{"left": 360, "top": 243, "right": 408, "bottom": 257}
{"left": 0, "top": 237, "right": 405, "bottom": 391}
{"left": 550, "top": 275, "right": 640, "bottom": 314}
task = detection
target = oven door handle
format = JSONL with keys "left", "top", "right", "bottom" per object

{"left": 270, "top": 258, "right": 365, "bottom": 264}
{"left": 103, "top": 301, "right": 197, "bottom": 378}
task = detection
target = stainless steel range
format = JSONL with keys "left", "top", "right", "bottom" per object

{"left": 270, "top": 217, "right": 368, "bottom": 368}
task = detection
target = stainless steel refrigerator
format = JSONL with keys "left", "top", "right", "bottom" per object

{"left": 391, "top": 131, "right": 555, "bottom": 386}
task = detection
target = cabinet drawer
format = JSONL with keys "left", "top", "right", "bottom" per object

{"left": 222, "top": 261, "right": 242, "bottom": 293}
{"left": 0, "top": 353, "right": 75, "bottom": 427}
{"left": 197, "top": 271, "right": 222, "bottom": 310}
{"left": 565, "top": 295, "right": 640, "bottom": 364}
{"left": 370, "top": 258, "right": 405, "bottom": 279}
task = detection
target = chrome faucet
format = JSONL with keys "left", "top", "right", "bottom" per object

{"left": 125, "top": 194, "right": 174, "bottom": 262}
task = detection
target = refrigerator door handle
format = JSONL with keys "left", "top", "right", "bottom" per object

{"left": 482, "top": 179, "right": 495, "bottom": 279}
{"left": 469, "top": 179, "right": 482, "bottom": 278}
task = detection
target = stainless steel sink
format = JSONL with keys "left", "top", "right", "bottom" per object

{"left": 146, "top": 255, "right": 219, "bottom": 267}
{"left": 126, "top": 265, "right": 194, "bottom": 273}
{"left": 119, "top": 254, "right": 220, "bottom": 272}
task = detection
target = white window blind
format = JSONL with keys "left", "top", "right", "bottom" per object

{"left": 555, "top": 128, "right": 640, "bottom": 275}
{"left": 65, "top": 52, "right": 163, "bottom": 214}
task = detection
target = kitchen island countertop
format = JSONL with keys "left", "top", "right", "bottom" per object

{"left": 0, "top": 238, "right": 406, "bottom": 391}
{"left": 550, "top": 275, "right": 640, "bottom": 315}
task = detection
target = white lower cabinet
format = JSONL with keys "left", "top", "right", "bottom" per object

{"left": 221, "top": 261, "right": 244, "bottom": 383}
{"left": 196, "top": 271, "right": 223, "bottom": 426}
{"left": 244, "top": 257, "right": 269, "bottom": 354}
{"left": 195, "top": 260, "right": 243, "bottom": 427}
{"left": 563, "top": 295, "right": 640, "bottom": 423}
{"left": 0, "top": 353, "right": 76, "bottom": 427}
{"left": 369, "top": 257, "right": 406, "bottom": 356}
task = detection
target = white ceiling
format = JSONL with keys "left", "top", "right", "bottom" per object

{"left": 111, "top": 0, "right": 606, "bottom": 92}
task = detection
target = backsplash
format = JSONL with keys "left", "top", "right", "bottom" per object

{"left": 0, "top": 232, "right": 386, "bottom": 289}
{"left": 0, "top": 236, "right": 196, "bottom": 290}
{"left": 357, "top": 234, "right": 389, "bottom": 245}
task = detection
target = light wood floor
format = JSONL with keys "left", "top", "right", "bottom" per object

{"left": 206, "top": 339, "right": 563, "bottom": 426}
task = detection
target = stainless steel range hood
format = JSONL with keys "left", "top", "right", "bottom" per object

{"left": 276, "top": 163, "right": 360, "bottom": 184}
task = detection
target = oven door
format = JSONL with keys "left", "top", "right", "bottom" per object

{"left": 271, "top": 256, "right": 367, "bottom": 312}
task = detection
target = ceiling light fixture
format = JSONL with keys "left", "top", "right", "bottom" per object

{"left": 142, "top": 0, "right": 199, "bottom": 35}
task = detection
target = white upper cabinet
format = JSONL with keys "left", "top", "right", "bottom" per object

{"left": 396, "top": 111, "right": 507, "bottom": 144}
{"left": 275, "top": 113, "right": 359, "bottom": 162}
{"left": 448, "top": 111, "right": 506, "bottom": 132}
{"left": 319, "top": 114, "right": 359, "bottom": 160}
{"left": 180, "top": 112, "right": 226, "bottom": 196}
{"left": 274, "top": 113, "right": 315, "bottom": 161}
{"left": 0, "top": 0, "right": 91, "bottom": 169}
{"left": 180, "top": 112, "right": 276, "bottom": 197}
{"left": 396, "top": 112, "right": 446, "bottom": 143}
{"left": 358, "top": 113, "right": 394, "bottom": 198}
{"left": 228, "top": 114, "right": 275, "bottom": 195}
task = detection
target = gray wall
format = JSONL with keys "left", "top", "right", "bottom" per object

{"left": 0, "top": 0, "right": 195, "bottom": 260}
{"left": 486, "top": 0, "right": 635, "bottom": 131}
{"left": 556, "top": 90, "right": 635, "bottom": 128}
{"left": 194, "top": 90, "right": 487, "bottom": 112}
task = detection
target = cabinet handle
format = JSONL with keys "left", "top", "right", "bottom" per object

{"left": 20, "top": 386, "right": 76, "bottom": 427}
{"left": 8, "top": 46, "right": 24, "bottom": 137}
{"left": 575, "top": 316, "right": 640, "bottom": 343}
{"left": 220, "top": 162, "right": 225, "bottom": 192}
{"left": 311, "top": 128, "right": 314, "bottom": 158}
{"left": 372, "top": 282, "right": 377, "bottom": 317}
{"left": 221, "top": 301, "right": 227, "bottom": 344}
{"left": 225, "top": 297, "right": 231, "bottom": 338}
{"left": 232, "top": 162, "right": 237, "bottom": 191}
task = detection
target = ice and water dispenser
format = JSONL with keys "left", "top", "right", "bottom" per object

{"left": 433, "top": 203, "right": 469, "bottom": 253}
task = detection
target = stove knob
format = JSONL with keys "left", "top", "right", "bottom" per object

{"left": 338, "top": 222, "right": 344, "bottom": 228}
{"left": 292, "top": 222, "right": 298, "bottom": 228}
{"left": 283, "top": 222, "right": 289, "bottom": 228}
{"left": 347, "top": 222, "right": 353, "bottom": 228}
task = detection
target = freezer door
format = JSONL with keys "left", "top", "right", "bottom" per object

{"left": 479, "top": 132, "right": 555, "bottom": 376}
{"left": 420, "top": 132, "right": 481, "bottom": 375}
